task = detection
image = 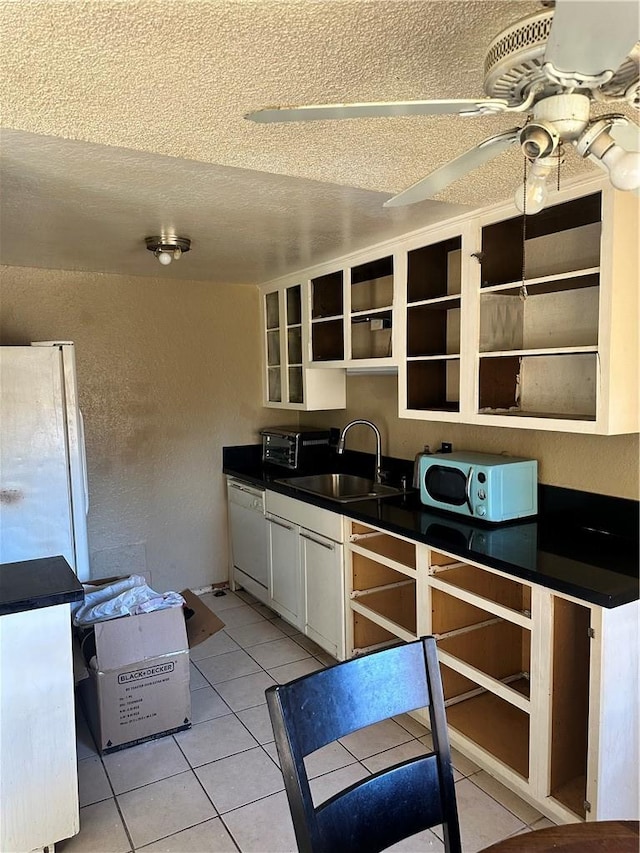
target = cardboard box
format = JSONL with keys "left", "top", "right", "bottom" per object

{"left": 80, "top": 589, "right": 224, "bottom": 753}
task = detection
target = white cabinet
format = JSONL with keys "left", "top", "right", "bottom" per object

{"left": 260, "top": 177, "right": 638, "bottom": 433}
{"left": 344, "top": 518, "right": 639, "bottom": 825}
{"left": 265, "top": 491, "right": 346, "bottom": 659}
{"left": 398, "top": 221, "right": 472, "bottom": 421}
{"left": 301, "top": 528, "right": 344, "bottom": 659}
{"left": 0, "top": 603, "right": 79, "bottom": 852}
{"left": 262, "top": 282, "right": 346, "bottom": 410}
{"left": 310, "top": 255, "right": 397, "bottom": 369}
{"left": 468, "top": 184, "right": 639, "bottom": 433}
{"left": 267, "top": 512, "right": 303, "bottom": 629}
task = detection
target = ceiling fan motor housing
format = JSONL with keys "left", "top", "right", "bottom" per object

{"left": 484, "top": 8, "right": 640, "bottom": 105}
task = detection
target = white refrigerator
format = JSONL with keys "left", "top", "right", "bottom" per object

{"left": 0, "top": 342, "right": 90, "bottom": 579}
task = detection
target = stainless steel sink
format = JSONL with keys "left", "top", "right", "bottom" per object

{"left": 275, "top": 473, "right": 404, "bottom": 503}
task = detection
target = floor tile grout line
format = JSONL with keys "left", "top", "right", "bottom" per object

{"left": 461, "top": 772, "right": 545, "bottom": 828}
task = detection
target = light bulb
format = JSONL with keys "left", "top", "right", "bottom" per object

{"left": 601, "top": 146, "right": 640, "bottom": 191}
{"left": 514, "top": 174, "right": 548, "bottom": 214}
{"left": 514, "top": 157, "right": 556, "bottom": 215}
{"left": 157, "top": 250, "right": 173, "bottom": 265}
{"left": 173, "top": 247, "right": 182, "bottom": 261}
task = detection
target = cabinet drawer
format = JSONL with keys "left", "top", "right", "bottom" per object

{"left": 429, "top": 552, "right": 531, "bottom": 625}
{"left": 265, "top": 491, "right": 343, "bottom": 541}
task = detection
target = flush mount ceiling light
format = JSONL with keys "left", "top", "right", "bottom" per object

{"left": 145, "top": 235, "right": 191, "bottom": 266}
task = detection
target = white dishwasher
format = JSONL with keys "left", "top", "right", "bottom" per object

{"left": 227, "top": 478, "right": 269, "bottom": 605}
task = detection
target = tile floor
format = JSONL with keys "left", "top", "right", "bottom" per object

{"left": 62, "top": 589, "right": 555, "bottom": 853}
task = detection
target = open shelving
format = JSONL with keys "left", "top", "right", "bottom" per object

{"left": 349, "top": 255, "right": 394, "bottom": 362}
{"left": 549, "top": 596, "right": 591, "bottom": 819}
{"left": 338, "top": 509, "right": 637, "bottom": 824}
{"left": 476, "top": 193, "right": 603, "bottom": 423}
{"left": 428, "top": 552, "right": 532, "bottom": 780}
{"left": 404, "top": 234, "right": 463, "bottom": 414}
{"left": 348, "top": 522, "right": 419, "bottom": 653}
{"left": 311, "top": 270, "right": 344, "bottom": 362}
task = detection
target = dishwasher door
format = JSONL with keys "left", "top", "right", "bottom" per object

{"left": 227, "top": 479, "right": 268, "bottom": 601}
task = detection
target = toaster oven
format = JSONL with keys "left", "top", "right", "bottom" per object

{"left": 260, "top": 427, "right": 333, "bottom": 470}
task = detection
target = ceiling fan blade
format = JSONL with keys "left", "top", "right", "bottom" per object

{"left": 245, "top": 98, "right": 511, "bottom": 123}
{"left": 544, "top": 0, "right": 640, "bottom": 83}
{"left": 383, "top": 129, "right": 520, "bottom": 208}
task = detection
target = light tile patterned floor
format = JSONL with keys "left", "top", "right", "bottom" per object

{"left": 61, "top": 589, "right": 555, "bottom": 852}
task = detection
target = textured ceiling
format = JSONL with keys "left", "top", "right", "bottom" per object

{"left": 0, "top": 0, "right": 636, "bottom": 283}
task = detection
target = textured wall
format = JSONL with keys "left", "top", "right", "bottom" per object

{"left": 0, "top": 265, "right": 283, "bottom": 591}
{"left": 302, "top": 374, "right": 640, "bottom": 500}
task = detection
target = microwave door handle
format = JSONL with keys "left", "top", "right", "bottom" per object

{"left": 465, "top": 467, "right": 474, "bottom": 515}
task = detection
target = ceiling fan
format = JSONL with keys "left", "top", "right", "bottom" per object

{"left": 246, "top": 0, "right": 640, "bottom": 213}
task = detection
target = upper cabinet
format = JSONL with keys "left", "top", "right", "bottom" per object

{"left": 309, "top": 256, "right": 396, "bottom": 368}
{"left": 260, "top": 178, "right": 638, "bottom": 433}
{"left": 398, "top": 222, "right": 471, "bottom": 421}
{"left": 262, "top": 282, "right": 346, "bottom": 410}
{"left": 310, "top": 270, "right": 344, "bottom": 362}
{"left": 469, "top": 185, "right": 638, "bottom": 433}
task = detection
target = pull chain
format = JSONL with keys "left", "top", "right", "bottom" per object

{"left": 520, "top": 156, "right": 528, "bottom": 302}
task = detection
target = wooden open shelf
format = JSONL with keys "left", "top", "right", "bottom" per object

{"left": 351, "top": 312, "right": 393, "bottom": 360}
{"left": 407, "top": 358, "right": 460, "bottom": 412}
{"left": 353, "top": 585, "right": 417, "bottom": 636}
{"left": 480, "top": 286, "right": 599, "bottom": 353}
{"left": 443, "top": 667, "right": 530, "bottom": 779}
{"left": 550, "top": 597, "right": 591, "bottom": 818}
{"left": 351, "top": 256, "right": 393, "bottom": 313}
{"left": 478, "top": 353, "right": 597, "bottom": 419}
{"left": 312, "top": 318, "right": 344, "bottom": 361}
{"left": 407, "top": 301, "right": 460, "bottom": 358}
{"left": 430, "top": 560, "right": 531, "bottom": 617}
{"left": 438, "top": 616, "right": 530, "bottom": 695}
{"left": 351, "top": 525, "right": 416, "bottom": 571}
{"left": 352, "top": 610, "right": 400, "bottom": 652}
{"left": 480, "top": 193, "right": 601, "bottom": 287}
{"left": 407, "top": 237, "right": 461, "bottom": 302}
{"left": 311, "top": 270, "right": 343, "bottom": 319}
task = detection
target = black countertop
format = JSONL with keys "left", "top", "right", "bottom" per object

{"left": 223, "top": 445, "right": 639, "bottom": 609}
{"left": 0, "top": 555, "right": 84, "bottom": 616}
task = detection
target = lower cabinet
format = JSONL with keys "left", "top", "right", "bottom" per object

{"left": 301, "top": 528, "right": 344, "bottom": 659}
{"left": 267, "top": 512, "right": 301, "bottom": 627}
{"left": 266, "top": 491, "right": 346, "bottom": 660}
{"left": 345, "top": 518, "right": 639, "bottom": 825}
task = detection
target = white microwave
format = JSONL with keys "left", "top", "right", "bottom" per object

{"left": 419, "top": 451, "right": 538, "bottom": 523}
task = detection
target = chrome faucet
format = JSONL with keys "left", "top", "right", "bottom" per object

{"left": 336, "top": 419, "right": 383, "bottom": 484}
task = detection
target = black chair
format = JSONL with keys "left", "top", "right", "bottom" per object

{"left": 266, "top": 637, "right": 462, "bottom": 853}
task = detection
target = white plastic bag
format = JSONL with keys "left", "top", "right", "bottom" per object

{"left": 73, "top": 574, "right": 185, "bottom": 626}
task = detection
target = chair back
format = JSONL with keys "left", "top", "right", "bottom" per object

{"left": 266, "top": 637, "right": 461, "bottom": 853}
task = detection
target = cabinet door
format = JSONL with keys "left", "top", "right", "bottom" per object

{"left": 301, "top": 529, "right": 344, "bottom": 660}
{"left": 267, "top": 514, "right": 302, "bottom": 629}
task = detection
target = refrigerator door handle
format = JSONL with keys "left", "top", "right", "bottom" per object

{"left": 79, "top": 409, "right": 89, "bottom": 513}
